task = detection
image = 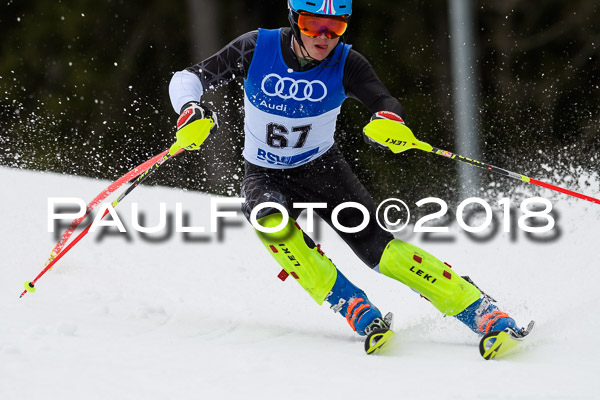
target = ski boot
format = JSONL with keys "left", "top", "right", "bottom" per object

{"left": 454, "top": 277, "right": 518, "bottom": 335}
{"left": 453, "top": 278, "right": 536, "bottom": 359}
{"left": 326, "top": 270, "right": 394, "bottom": 354}
{"left": 327, "top": 272, "right": 382, "bottom": 335}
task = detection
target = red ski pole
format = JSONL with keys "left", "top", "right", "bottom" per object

{"left": 51, "top": 149, "right": 169, "bottom": 258}
{"left": 364, "top": 119, "right": 600, "bottom": 205}
{"left": 20, "top": 146, "right": 184, "bottom": 298}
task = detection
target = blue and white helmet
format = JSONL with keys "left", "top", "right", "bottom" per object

{"left": 287, "top": 0, "right": 352, "bottom": 62}
{"left": 288, "top": 0, "right": 352, "bottom": 17}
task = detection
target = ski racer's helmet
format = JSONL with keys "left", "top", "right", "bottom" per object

{"left": 287, "top": 0, "right": 352, "bottom": 65}
{"left": 288, "top": 0, "right": 352, "bottom": 17}
{"left": 288, "top": 0, "right": 352, "bottom": 41}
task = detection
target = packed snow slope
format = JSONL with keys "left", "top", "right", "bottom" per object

{"left": 1, "top": 166, "right": 599, "bottom": 400}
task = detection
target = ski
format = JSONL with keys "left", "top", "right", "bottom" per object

{"left": 364, "top": 312, "right": 395, "bottom": 354}
{"left": 479, "top": 320, "right": 535, "bottom": 360}
{"left": 365, "top": 329, "right": 394, "bottom": 354}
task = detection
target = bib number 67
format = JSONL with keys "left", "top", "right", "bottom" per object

{"left": 267, "top": 123, "right": 312, "bottom": 148}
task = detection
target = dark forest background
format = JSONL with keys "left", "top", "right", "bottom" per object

{"left": 1, "top": 0, "right": 599, "bottom": 206}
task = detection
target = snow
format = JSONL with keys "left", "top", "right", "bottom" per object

{"left": 1, "top": 166, "right": 599, "bottom": 400}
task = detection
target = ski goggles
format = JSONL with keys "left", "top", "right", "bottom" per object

{"left": 297, "top": 12, "right": 349, "bottom": 39}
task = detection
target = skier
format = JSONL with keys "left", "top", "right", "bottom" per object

{"left": 169, "top": 0, "right": 520, "bottom": 352}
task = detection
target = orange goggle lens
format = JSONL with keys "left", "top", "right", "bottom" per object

{"left": 297, "top": 13, "right": 348, "bottom": 39}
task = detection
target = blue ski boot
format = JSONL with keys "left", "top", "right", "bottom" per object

{"left": 326, "top": 270, "right": 384, "bottom": 336}
{"left": 455, "top": 277, "right": 518, "bottom": 335}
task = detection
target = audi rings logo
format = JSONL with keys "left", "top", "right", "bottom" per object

{"left": 261, "top": 73, "right": 327, "bottom": 102}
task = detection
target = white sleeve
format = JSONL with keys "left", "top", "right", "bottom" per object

{"left": 168, "top": 70, "right": 204, "bottom": 114}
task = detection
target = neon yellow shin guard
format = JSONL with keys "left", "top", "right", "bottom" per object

{"left": 255, "top": 214, "right": 337, "bottom": 305}
{"left": 379, "top": 239, "right": 481, "bottom": 315}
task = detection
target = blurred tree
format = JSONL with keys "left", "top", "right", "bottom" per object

{"left": 0, "top": 0, "right": 598, "bottom": 207}
{"left": 0, "top": 0, "right": 191, "bottom": 178}
{"left": 478, "top": 0, "right": 600, "bottom": 191}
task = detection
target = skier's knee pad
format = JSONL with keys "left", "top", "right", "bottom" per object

{"left": 378, "top": 239, "right": 481, "bottom": 315}
{"left": 255, "top": 213, "right": 337, "bottom": 305}
{"left": 242, "top": 191, "right": 288, "bottom": 221}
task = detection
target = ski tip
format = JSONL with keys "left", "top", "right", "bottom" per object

{"left": 524, "top": 320, "right": 535, "bottom": 334}
{"left": 509, "top": 320, "right": 536, "bottom": 339}
{"left": 479, "top": 320, "right": 535, "bottom": 360}
{"left": 365, "top": 329, "right": 395, "bottom": 355}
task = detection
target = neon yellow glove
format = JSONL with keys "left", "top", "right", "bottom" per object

{"left": 363, "top": 111, "right": 427, "bottom": 154}
{"left": 169, "top": 101, "right": 218, "bottom": 155}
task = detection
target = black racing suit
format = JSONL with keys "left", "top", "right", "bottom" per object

{"left": 184, "top": 28, "right": 404, "bottom": 268}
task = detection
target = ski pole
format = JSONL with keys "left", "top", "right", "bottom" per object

{"left": 28, "top": 149, "right": 172, "bottom": 288}
{"left": 363, "top": 119, "right": 600, "bottom": 205}
{"left": 50, "top": 149, "right": 170, "bottom": 262}
{"left": 20, "top": 144, "right": 185, "bottom": 298}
